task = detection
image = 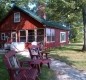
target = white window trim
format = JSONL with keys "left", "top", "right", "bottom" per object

{"left": 14, "top": 12, "right": 20, "bottom": 23}
{"left": 60, "top": 32, "right": 66, "bottom": 43}
{"left": 19, "top": 30, "right": 26, "bottom": 42}
{"left": 1, "top": 33, "right": 5, "bottom": 40}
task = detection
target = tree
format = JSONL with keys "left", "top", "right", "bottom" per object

{"left": 82, "top": 7, "right": 86, "bottom": 50}
{"left": 45, "top": 0, "right": 86, "bottom": 50}
{"left": 0, "top": 0, "right": 10, "bottom": 21}
{"left": 0, "top": 0, "right": 31, "bottom": 21}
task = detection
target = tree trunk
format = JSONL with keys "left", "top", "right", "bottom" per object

{"left": 82, "top": 6, "right": 86, "bottom": 51}
{"left": 83, "top": 27, "right": 86, "bottom": 51}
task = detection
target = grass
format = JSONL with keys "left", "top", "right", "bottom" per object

{"left": 0, "top": 55, "right": 9, "bottom": 80}
{"left": 0, "top": 54, "right": 55, "bottom": 80}
{"left": 39, "top": 66, "right": 56, "bottom": 80}
{"left": 50, "top": 43, "right": 86, "bottom": 71}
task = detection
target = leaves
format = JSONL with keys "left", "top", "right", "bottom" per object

{"left": 46, "top": 0, "right": 84, "bottom": 22}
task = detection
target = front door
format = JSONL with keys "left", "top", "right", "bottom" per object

{"left": 11, "top": 32, "right": 17, "bottom": 42}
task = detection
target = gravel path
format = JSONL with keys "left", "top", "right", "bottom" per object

{"left": 50, "top": 58, "right": 86, "bottom": 80}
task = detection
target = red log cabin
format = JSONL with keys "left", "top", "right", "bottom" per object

{"left": 0, "top": 5, "right": 70, "bottom": 50}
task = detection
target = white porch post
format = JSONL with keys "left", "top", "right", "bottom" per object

{"left": 26, "top": 30, "right": 28, "bottom": 42}
{"left": 34, "top": 28, "right": 37, "bottom": 42}
{"left": 44, "top": 28, "right": 46, "bottom": 47}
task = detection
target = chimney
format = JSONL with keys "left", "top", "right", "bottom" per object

{"left": 37, "top": 4, "right": 46, "bottom": 19}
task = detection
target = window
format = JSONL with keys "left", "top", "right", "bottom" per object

{"left": 28, "top": 30, "right": 35, "bottom": 42}
{"left": 37, "top": 29, "right": 44, "bottom": 42}
{"left": 20, "top": 30, "right": 26, "bottom": 42}
{"left": 46, "top": 28, "right": 55, "bottom": 42}
{"left": 60, "top": 32, "right": 66, "bottom": 43}
{"left": 46, "top": 28, "right": 51, "bottom": 42}
{"left": 51, "top": 29, "right": 55, "bottom": 41}
{"left": 14, "top": 12, "right": 20, "bottom": 22}
{"left": 11, "top": 32, "right": 17, "bottom": 42}
{"left": 1, "top": 33, "right": 5, "bottom": 40}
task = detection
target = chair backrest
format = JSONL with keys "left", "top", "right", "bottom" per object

{"left": 3, "top": 50, "right": 21, "bottom": 80}
{"left": 29, "top": 45, "right": 40, "bottom": 59}
{"left": 3, "top": 50, "right": 20, "bottom": 69}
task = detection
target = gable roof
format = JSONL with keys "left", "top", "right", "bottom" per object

{"left": 0, "top": 5, "right": 70, "bottom": 31}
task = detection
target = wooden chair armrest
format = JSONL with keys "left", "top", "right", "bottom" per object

{"left": 20, "top": 67, "right": 32, "bottom": 70}
{"left": 9, "top": 67, "right": 31, "bottom": 72}
{"left": 40, "top": 51, "right": 50, "bottom": 59}
{"left": 39, "top": 50, "right": 50, "bottom": 54}
{"left": 19, "top": 60, "right": 32, "bottom": 67}
{"left": 42, "top": 52, "right": 50, "bottom": 55}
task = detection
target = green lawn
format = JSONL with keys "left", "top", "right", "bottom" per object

{"left": 50, "top": 43, "right": 86, "bottom": 70}
{"left": 0, "top": 55, "right": 9, "bottom": 80}
{"left": 0, "top": 54, "right": 55, "bottom": 80}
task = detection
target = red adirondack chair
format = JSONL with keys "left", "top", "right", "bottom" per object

{"left": 29, "top": 45, "right": 50, "bottom": 68}
{"left": 3, "top": 50, "right": 39, "bottom": 80}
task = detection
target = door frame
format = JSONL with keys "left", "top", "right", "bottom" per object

{"left": 11, "top": 32, "right": 17, "bottom": 42}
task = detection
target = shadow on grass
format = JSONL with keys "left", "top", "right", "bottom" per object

{"left": 57, "top": 47, "right": 83, "bottom": 52}
{"left": 50, "top": 54, "right": 73, "bottom": 66}
{"left": 68, "top": 43, "right": 83, "bottom": 46}
{"left": 50, "top": 43, "right": 83, "bottom": 52}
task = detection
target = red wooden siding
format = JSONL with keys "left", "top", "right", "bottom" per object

{"left": 0, "top": 8, "right": 44, "bottom": 31}
{"left": 45, "top": 28, "right": 69, "bottom": 49}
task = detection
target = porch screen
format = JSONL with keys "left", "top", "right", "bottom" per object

{"left": 28, "top": 30, "right": 35, "bottom": 42}
{"left": 37, "top": 29, "right": 44, "bottom": 42}
{"left": 20, "top": 30, "right": 26, "bottom": 42}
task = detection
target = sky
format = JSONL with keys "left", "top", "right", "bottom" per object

{"left": 28, "top": 2, "right": 36, "bottom": 10}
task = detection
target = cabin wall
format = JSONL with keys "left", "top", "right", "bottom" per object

{"left": 45, "top": 28, "right": 69, "bottom": 49}
{"left": 0, "top": 7, "right": 69, "bottom": 49}
{"left": 0, "top": 8, "right": 44, "bottom": 31}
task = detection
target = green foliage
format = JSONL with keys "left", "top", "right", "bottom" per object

{"left": 0, "top": 1, "right": 9, "bottom": 22}
{"left": 0, "top": 0, "right": 31, "bottom": 21}
{"left": 70, "top": 22, "right": 83, "bottom": 42}
{"left": 0, "top": 6, "right": 5, "bottom": 22}
{"left": 46, "top": 0, "right": 84, "bottom": 22}
{"left": 46, "top": 0, "right": 86, "bottom": 43}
